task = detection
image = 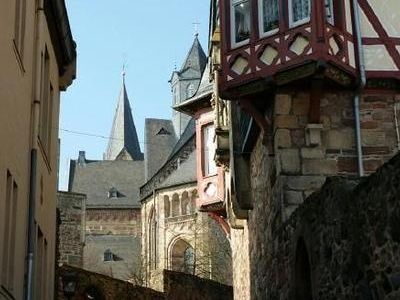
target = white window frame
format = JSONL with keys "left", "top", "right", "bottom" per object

{"left": 230, "top": 0, "right": 251, "bottom": 49}
{"left": 288, "top": 0, "right": 311, "bottom": 28}
{"left": 258, "top": 0, "right": 279, "bottom": 38}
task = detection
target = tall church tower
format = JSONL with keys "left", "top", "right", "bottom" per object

{"left": 170, "top": 34, "right": 207, "bottom": 137}
{"left": 105, "top": 74, "right": 144, "bottom": 161}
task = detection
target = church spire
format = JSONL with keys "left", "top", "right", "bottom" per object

{"left": 105, "top": 74, "right": 143, "bottom": 161}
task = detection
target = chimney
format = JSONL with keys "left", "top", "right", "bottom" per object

{"left": 78, "top": 151, "right": 86, "bottom": 166}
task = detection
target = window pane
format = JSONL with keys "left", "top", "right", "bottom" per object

{"left": 234, "top": 1, "right": 251, "bottom": 44}
{"left": 262, "top": 0, "right": 279, "bottom": 33}
{"left": 325, "top": 0, "right": 334, "bottom": 25}
{"left": 203, "top": 125, "right": 217, "bottom": 176}
{"left": 292, "top": 0, "right": 310, "bottom": 24}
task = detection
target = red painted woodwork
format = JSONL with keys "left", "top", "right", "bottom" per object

{"left": 219, "top": 0, "right": 357, "bottom": 94}
{"left": 195, "top": 108, "right": 225, "bottom": 211}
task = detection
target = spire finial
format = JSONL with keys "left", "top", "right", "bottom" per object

{"left": 122, "top": 63, "right": 126, "bottom": 83}
{"left": 192, "top": 21, "right": 200, "bottom": 37}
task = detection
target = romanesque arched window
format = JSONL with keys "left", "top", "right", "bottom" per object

{"left": 181, "top": 191, "right": 190, "bottom": 215}
{"left": 172, "top": 193, "right": 180, "bottom": 217}
{"left": 164, "top": 195, "right": 171, "bottom": 218}
{"left": 170, "top": 239, "right": 195, "bottom": 274}
{"left": 294, "top": 237, "right": 313, "bottom": 300}
{"left": 190, "top": 190, "right": 198, "bottom": 213}
{"left": 149, "top": 207, "right": 157, "bottom": 269}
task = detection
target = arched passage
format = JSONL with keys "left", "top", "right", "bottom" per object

{"left": 170, "top": 239, "right": 195, "bottom": 274}
{"left": 294, "top": 237, "right": 313, "bottom": 300}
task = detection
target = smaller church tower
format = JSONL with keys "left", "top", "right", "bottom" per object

{"left": 170, "top": 34, "right": 207, "bottom": 137}
{"left": 105, "top": 74, "right": 144, "bottom": 161}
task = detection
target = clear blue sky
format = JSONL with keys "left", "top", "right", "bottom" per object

{"left": 59, "top": 0, "right": 210, "bottom": 190}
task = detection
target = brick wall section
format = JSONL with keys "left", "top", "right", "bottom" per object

{"left": 86, "top": 209, "right": 141, "bottom": 235}
{"left": 263, "top": 153, "right": 400, "bottom": 299}
{"left": 57, "top": 191, "right": 86, "bottom": 267}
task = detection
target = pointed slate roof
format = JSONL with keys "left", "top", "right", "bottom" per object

{"left": 105, "top": 77, "right": 143, "bottom": 161}
{"left": 170, "top": 35, "right": 207, "bottom": 81}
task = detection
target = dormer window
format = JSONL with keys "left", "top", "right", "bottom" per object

{"left": 231, "top": 0, "right": 251, "bottom": 48}
{"left": 259, "top": 0, "right": 279, "bottom": 37}
{"left": 289, "top": 0, "right": 310, "bottom": 27}
{"left": 107, "top": 187, "right": 125, "bottom": 199}
{"left": 104, "top": 249, "right": 114, "bottom": 262}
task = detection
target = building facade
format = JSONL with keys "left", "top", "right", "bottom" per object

{"left": 140, "top": 36, "right": 232, "bottom": 291}
{"left": 199, "top": 0, "right": 400, "bottom": 299}
{"left": 0, "top": 0, "right": 76, "bottom": 299}
{"left": 68, "top": 79, "right": 144, "bottom": 282}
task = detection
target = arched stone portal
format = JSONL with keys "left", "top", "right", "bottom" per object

{"left": 170, "top": 239, "right": 195, "bottom": 274}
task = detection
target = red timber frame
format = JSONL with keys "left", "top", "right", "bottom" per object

{"left": 358, "top": 0, "right": 400, "bottom": 81}
{"left": 195, "top": 108, "right": 226, "bottom": 212}
{"left": 219, "top": 0, "right": 357, "bottom": 95}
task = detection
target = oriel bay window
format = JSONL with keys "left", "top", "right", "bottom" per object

{"left": 231, "top": 0, "right": 251, "bottom": 48}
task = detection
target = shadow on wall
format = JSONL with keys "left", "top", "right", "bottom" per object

{"left": 57, "top": 265, "right": 233, "bottom": 300}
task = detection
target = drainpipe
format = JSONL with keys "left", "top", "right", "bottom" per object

{"left": 352, "top": 0, "right": 366, "bottom": 177}
{"left": 25, "top": 2, "right": 43, "bottom": 299}
{"left": 214, "top": 69, "right": 220, "bottom": 129}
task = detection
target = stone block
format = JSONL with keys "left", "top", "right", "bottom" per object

{"left": 305, "top": 124, "right": 323, "bottom": 147}
{"left": 284, "top": 175, "right": 326, "bottom": 191}
{"left": 301, "top": 147, "right": 325, "bottom": 159}
{"left": 280, "top": 149, "right": 300, "bottom": 174}
{"left": 338, "top": 157, "right": 357, "bottom": 173}
{"left": 362, "top": 131, "right": 385, "bottom": 146}
{"left": 291, "top": 129, "right": 305, "bottom": 147}
{"left": 302, "top": 159, "right": 337, "bottom": 175}
{"left": 275, "top": 94, "right": 292, "bottom": 115}
{"left": 284, "top": 190, "right": 303, "bottom": 205}
{"left": 293, "top": 94, "right": 310, "bottom": 115}
{"left": 324, "top": 129, "right": 355, "bottom": 149}
{"left": 274, "top": 115, "right": 298, "bottom": 129}
{"left": 275, "top": 129, "right": 292, "bottom": 148}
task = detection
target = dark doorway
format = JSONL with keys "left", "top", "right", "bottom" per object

{"left": 294, "top": 238, "right": 313, "bottom": 300}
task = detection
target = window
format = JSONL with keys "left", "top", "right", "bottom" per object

{"left": 164, "top": 196, "right": 171, "bottom": 218}
{"left": 172, "top": 193, "right": 180, "bottom": 217}
{"left": 1, "top": 171, "right": 18, "bottom": 293}
{"left": 325, "top": 0, "right": 334, "bottom": 25}
{"left": 289, "top": 0, "right": 311, "bottom": 27}
{"left": 203, "top": 124, "right": 217, "bottom": 176}
{"left": 103, "top": 249, "right": 114, "bottom": 262}
{"left": 259, "top": 0, "right": 279, "bottom": 36}
{"left": 107, "top": 187, "right": 125, "bottom": 198}
{"left": 181, "top": 191, "right": 190, "bottom": 215}
{"left": 170, "top": 239, "right": 195, "bottom": 274}
{"left": 231, "top": 0, "right": 251, "bottom": 47}
{"left": 14, "top": 0, "right": 27, "bottom": 60}
{"left": 187, "top": 83, "right": 195, "bottom": 98}
{"left": 149, "top": 208, "right": 157, "bottom": 269}
{"left": 35, "top": 229, "right": 48, "bottom": 300}
{"left": 39, "top": 48, "right": 53, "bottom": 158}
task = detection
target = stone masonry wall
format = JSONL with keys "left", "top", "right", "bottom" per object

{"left": 264, "top": 152, "right": 400, "bottom": 299}
{"left": 274, "top": 92, "right": 398, "bottom": 220}
{"left": 57, "top": 191, "right": 86, "bottom": 267}
{"left": 230, "top": 91, "right": 399, "bottom": 299}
